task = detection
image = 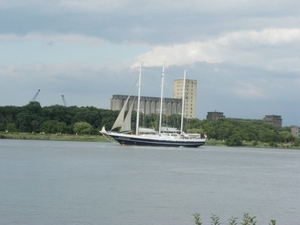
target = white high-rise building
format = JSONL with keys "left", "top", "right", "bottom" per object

{"left": 173, "top": 79, "right": 197, "bottom": 118}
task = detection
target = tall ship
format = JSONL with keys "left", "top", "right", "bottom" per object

{"left": 101, "top": 64, "right": 206, "bottom": 147}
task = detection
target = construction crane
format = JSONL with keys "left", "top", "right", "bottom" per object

{"left": 31, "top": 89, "right": 40, "bottom": 102}
{"left": 61, "top": 95, "right": 67, "bottom": 107}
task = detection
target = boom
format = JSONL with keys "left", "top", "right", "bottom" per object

{"left": 61, "top": 95, "right": 67, "bottom": 107}
{"left": 31, "top": 89, "right": 40, "bottom": 102}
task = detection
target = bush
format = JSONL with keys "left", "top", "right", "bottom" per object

{"left": 225, "top": 134, "right": 243, "bottom": 146}
{"left": 73, "top": 121, "right": 92, "bottom": 134}
{"left": 6, "top": 123, "right": 17, "bottom": 132}
{"left": 40, "top": 120, "right": 68, "bottom": 134}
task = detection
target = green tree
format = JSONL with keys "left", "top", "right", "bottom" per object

{"left": 225, "top": 134, "right": 243, "bottom": 146}
{"left": 16, "top": 113, "right": 34, "bottom": 132}
{"left": 42, "top": 105, "right": 73, "bottom": 126}
{"left": 292, "top": 138, "right": 300, "bottom": 147}
{"left": 31, "top": 120, "right": 40, "bottom": 133}
{"left": 278, "top": 130, "right": 295, "bottom": 143}
{"left": 0, "top": 122, "right": 5, "bottom": 131}
{"left": 71, "top": 107, "right": 101, "bottom": 130}
{"left": 73, "top": 122, "right": 92, "bottom": 134}
{"left": 40, "top": 120, "right": 68, "bottom": 133}
{"left": 216, "top": 120, "right": 233, "bottom": 140}
{"left": 16, "top": 102, "right": 43, "bottom": 132}
{"left": 6, "top": 123, "right": 17, "bottom": 132}
{"left": 0, "top": 106, "right": 22, "bottom": 126}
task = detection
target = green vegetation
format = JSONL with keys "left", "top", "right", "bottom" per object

{"left": 73, "top": 121, "right": 93, "bottom": 134}
{"left": 0, "top": 131, "right": 107, "bottom": 142}
{"left": 1, "top": 102, "right": 299, "bottom": 148}
{"left": 0, "top": 102, "right": 114, "bottom": 135}
{"left": 192, "top": 213, "right": 276, "bottom": 225}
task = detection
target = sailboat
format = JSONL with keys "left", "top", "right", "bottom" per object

{"left": 100, "top": 64, "right": 206, "bottom": 147}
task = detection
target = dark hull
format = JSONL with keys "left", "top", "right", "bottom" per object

{"left": 109, "top": 133, "right": 205, "bottom": 148}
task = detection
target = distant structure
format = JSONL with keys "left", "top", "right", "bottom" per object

{"left": 263, "top": 115, "right": 282, "bottom": 130}
{"left": 111, "top": 78, "right": 197, "bottom": 118}
{"left": 61, "top": 95, "right": 67, "bottom": 107}
{"left": 31, "top": 89, "right": 40, "bottom": 102}
{"left": 206, "top": 111, "right": 226, "bottom": 120}
{"left": 206, "top": 111, "right": 282, "bottom": 130}
{"left": 291, "top": 126, "right": 300, "bottom": 139}
{"left": 174, "top": 79, "right": 197, "bottom": 118}
{"left": 111, "top": 95, "right": 182, "bottom": 116}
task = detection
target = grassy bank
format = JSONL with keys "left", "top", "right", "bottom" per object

{"left": 205, "top": 139, "right": 299, "bottom": 149}
{"left": 0, "top": 131, "right": 107, "bottom": 142}
{"left": 1, "top": 131, "right": 299, "bottom": 149}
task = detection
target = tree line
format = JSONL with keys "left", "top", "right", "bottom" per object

{"left": 0, "top": 101, "right": 299, "bottom": 146}
{"left": 0, "top": 102, "right": 115, "bottom": 135}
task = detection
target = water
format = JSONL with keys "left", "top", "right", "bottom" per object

{"left": 1, "top": 139, "right": 299, "bottom": 225}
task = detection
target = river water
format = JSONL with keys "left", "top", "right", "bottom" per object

{"left": 0, "top": 139, "right": 299, "bottom": 225}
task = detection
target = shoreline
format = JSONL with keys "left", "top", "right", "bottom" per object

{"left": 0, "top": 132, "right": 107, "bottom": 142}
{"left": 1, "top": 131, "right": 299, "bottom": 149}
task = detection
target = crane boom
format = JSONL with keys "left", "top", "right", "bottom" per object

{"left": 31, "top": 89, "right": 40, "bottom": 102}
{"left": 61, "top": 95, "right": 67, "bottom": 107}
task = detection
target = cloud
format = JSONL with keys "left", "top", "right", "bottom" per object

{"left": 0, "top": 33, "right": 104, "bottom": 45}
{"left": 217, "top": 28, "right": 300, "bottom": 47}
{"left": 232, "top": 81, "right": 265, "bottom": 99}
{"left": 133, "top": 41, "right": 223, "bottom": 68}
{"left": 1, "top": 0, "right": 298, "bottom": 15}
{"left": 265, "top": 57, "right": 300, "bottom": 72}
{"left": 134, "top": 28, "right": 300, "bottom": 71}
{"left": 0, "top": 0, "right": 157, "bottom": 14}
{"left": 2, "top": 0, "right": 300, "bottom": 46}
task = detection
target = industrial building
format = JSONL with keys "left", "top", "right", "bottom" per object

{"left": 263, "top": 115, "right": 282, "bottom": 130}
{"left": 206, "top": 111, "right": 226, "bottom": 120}
{"left": 206, "top": 111, "right": 282, "bottom": 130}
{"left": 111, "top": 78, "right": 198, "bottom": 118}
{"left": 110, "top": 95, "right": 182, "bottom": 116}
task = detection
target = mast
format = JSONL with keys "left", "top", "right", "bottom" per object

{"left": 180, "top": 70, "right": 187, "bottom": 134}
{"left": 158, "top": 62, "right": 165, "bottom": 134}
{"left": 136, "top": 63, "right": 142, "bottom": 135}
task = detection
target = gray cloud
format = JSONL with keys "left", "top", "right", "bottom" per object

{"left": 1, "top": 0, "right": 299, "bottom": 44}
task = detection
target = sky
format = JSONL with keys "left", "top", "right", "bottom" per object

{"left": 0, "top": 0, "right": 300, "bottom": 126}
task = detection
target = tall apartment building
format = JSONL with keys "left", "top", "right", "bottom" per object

{"left": 173, "top": 79, "right": 197, "bottom": 118}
